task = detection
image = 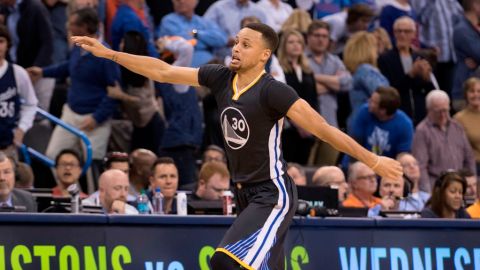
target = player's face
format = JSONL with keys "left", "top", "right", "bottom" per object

{"left": 230, "top": 28, "right": 270, "bottom": 72}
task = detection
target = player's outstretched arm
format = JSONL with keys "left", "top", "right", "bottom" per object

{"left": 286, "top": 99, "right": 403, "bottom": 179}
{"left": 71, "top": 36, "right": 200, "bottom": 87}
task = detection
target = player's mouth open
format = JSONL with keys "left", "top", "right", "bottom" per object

{"left": 231, "top": 55, "right": 240, "bottom": 64}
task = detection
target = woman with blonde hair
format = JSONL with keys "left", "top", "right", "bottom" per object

{"left": 280, "top": 9, "right": 313, "bottom": 36}
{"left": 345, "top": 31, "right": 389, "bottom": 123}
{"left": 454, "top": 77, "right": 480, "bottom": 175}
{"left": 277, "top": 29, "right": 317, "bottom": 164}
{"left": 372, "top": 27, "right": 392, "bottom": 55}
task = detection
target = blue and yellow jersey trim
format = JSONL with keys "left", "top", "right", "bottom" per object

{"left": 232, "top": 70, "right": 266, "bottom": 101}
{"left": 216, "top": 248, "right": 255, "bottom": 270}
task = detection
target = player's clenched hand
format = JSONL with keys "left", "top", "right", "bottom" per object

{"left": 372, "top": 156, "right": 403, "bottom": 180}
{"left": 71, "top": 36, "right": 112, "bottom": 59}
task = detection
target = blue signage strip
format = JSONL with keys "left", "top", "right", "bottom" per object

{"left": 0, "top": 214, "right": 479, "bottom": 269}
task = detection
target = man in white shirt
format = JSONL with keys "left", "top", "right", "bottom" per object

{"left": 0, "top": 25, "right": 37, "bottom": 160}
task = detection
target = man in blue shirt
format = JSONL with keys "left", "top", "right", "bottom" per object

{"left": 28, "top": 8, "right": 119, "bottom": 176}
{"left": 0, "top": 25, "right": 37, "bottom": 160}
{"left": 350, "top": 86, "right": 414, "bottom": 158}
{"left": 110, "top": 0, "right": 158, "bottom": 57}
{"left": 157, "top": 0, "right": 227, "bottom": 67}
{"left": 452, "top": 0, "right": 480, "bottom": 109}
{"left": 203, "top": 0, "right": 267, "bottom": 58}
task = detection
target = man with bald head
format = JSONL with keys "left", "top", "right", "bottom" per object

{"left": 412, "top": 90, "right": 476, "bottom": 192}
{"left": 312, "top": 166, "right": 348, "bottom": 202}
{"left": 98, "top": 169, "right": 138, "bottom": 214}
{"left": 378, "top": 16, "right": 435, "bottom": 125}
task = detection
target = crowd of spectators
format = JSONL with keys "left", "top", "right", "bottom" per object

{"left": 0, "top": 0, "right": 479, "bottom": 219}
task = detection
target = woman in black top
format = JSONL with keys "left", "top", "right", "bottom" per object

{"left": 421, "top": 171, "right": 470, "bottom": 219}
{"left": 277, "top": 29, "right": 318, "bottom": 164}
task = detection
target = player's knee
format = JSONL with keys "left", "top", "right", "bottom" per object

{"left": 210, "top": 251, "right": 243, "bottom": 270}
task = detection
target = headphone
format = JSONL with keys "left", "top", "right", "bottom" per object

{"left": 402, "top": 175, "right": 413, "bottom": 198}
{"left": 434, "top": 170, "right": 467, "bottom": 194}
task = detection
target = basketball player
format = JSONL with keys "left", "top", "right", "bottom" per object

{"left": 72, "top": 23, "right": 402, "bottom": 270}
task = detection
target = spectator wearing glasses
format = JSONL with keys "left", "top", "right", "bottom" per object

{"left": 191, "top": 161, "right": 230, "bottom": 201}
{"left": 52, "top": 149, "right": 87, "bottom": 198}
{"left": 343, "top": 161, "right": 382, "bottom": 208}
{"left": 412, "top": 90, "right": 476, "bottom": 193}
{"left": 421, "top": 171, "right": 470, "bottom": 219}
{"left": 378, "top": 16, "right": 435, "bottom": 125}
{"left": 379, "top": 0, "right": 416, "bottom": 43}
{"left": 305, "top": 20, "right": 352, "bottom": 165}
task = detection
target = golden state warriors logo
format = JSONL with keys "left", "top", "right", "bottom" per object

{"left": 220, "top": 107, "right": 250, "bottom": 150}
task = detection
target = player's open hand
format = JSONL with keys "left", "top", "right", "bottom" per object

{"left": 71, "top": 36, "right": 112, "bottom": 58}
{"left": 372, "top": 156, "right": 403, "bottom": 180}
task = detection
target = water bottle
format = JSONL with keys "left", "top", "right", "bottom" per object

{"left": 137, "top": 190, "right": 150, "bottom": 214}
{"left": 152, "top": 187, "right": 164, "bottom": 215}
{"left": 176, "top": 191, "right": 187, "bottom": 216}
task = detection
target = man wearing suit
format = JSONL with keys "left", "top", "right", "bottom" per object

{"left": 378, "top": 16, "right": 435, "bottom": 125}
{"left": 0, "top": 151, "right": 36, "bottom": 212}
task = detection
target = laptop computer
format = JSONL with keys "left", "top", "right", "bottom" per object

{"left": 296, "top": 186, "right": 339, "bottom": 210}
{"left": 188, "top": 200, "right": 225, "bottom": 215}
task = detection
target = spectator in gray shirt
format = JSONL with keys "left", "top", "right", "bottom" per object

{"left": 305, "top": 20, "right": 352, "bottom": 165}
{"left": 412, "top": 90, "right": 476, "bottom": 193}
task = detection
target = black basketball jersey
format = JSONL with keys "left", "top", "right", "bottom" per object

{"left": 199, "top": 64, "right": 299, "bottom": 183}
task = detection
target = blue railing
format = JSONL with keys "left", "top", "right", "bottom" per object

{"left": 20, "top": 108, "right": 92, "bottom": 175}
